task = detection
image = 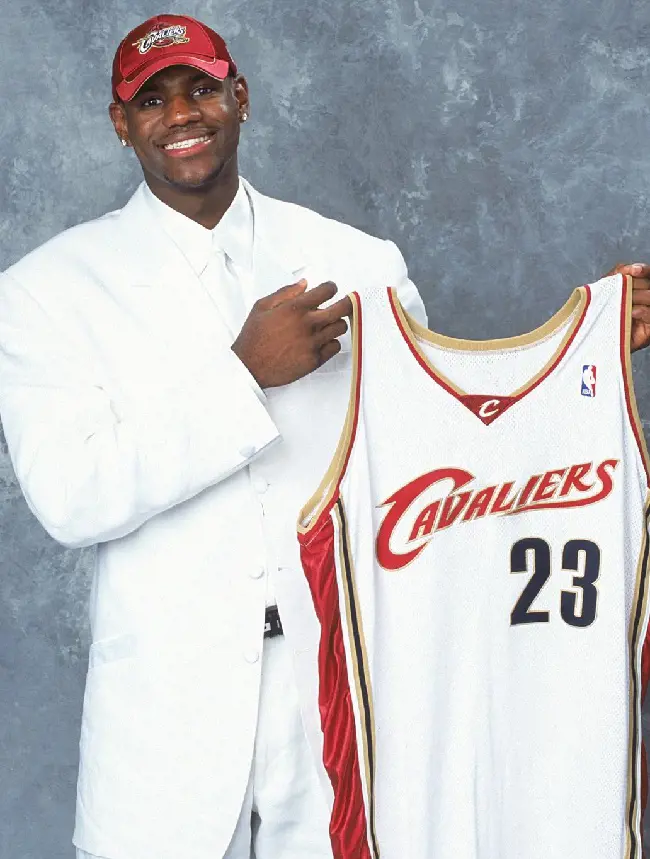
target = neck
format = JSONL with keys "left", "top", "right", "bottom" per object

{"left": 144, "top": 160, "right": 240, "bottom": 230}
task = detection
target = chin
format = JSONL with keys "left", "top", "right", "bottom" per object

{"left": 163, "top": 161, "right": 226, "bottom": 192}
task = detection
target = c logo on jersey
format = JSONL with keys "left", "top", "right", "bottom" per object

{"left": 457, "top": 394, "right": 515, "bottom": 425}
{"left": 478, "top": 398, "right": 501, "bottom": 418}
{"left": 375, "top": 458, "right": 619, "bottom": 571}
{"left": 133, "top": 25, "right": 190, "bottom": 55}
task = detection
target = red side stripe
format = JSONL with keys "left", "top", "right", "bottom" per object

{"left": 620, "top": 273, "right": 650, "bottom": 829}
{"left": 633, "top": 503, "right": 650, "bottom": 843}
{"left": 298, "top": 513, "right": 372, "bottom": 859}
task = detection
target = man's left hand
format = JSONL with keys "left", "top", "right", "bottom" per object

{"left": 607, "top": 263, "right": 650, "bottom": 352}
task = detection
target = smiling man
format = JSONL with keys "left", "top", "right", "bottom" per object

{"left": 0, "top": 14, "right": 427, "bottom": 859}
{"left": 109, "top": 20, "right": 248, "bottom": 230}
{"left": 1, "top": 12, "right": 650, "bottom": 859}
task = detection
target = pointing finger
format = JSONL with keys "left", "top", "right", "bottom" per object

{"left": 294, "top": 281, "right": 339, "bottom": 310}
{"left": 312, "top": 295, "right": 353, "bottom": 327}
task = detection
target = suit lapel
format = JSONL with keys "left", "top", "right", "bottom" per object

{"left": 113, "top": 180, "right": 327, "bottom": 352}
{"left": 115, "top": 184, "right": 204, "bottom": 289}
{"left": 243, "top": 179, "right": 310, "bottom": 301}
{"left": 114, "top": 184, "right": 234, "bottom": 354}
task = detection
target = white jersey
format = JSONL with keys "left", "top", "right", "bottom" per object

{"left": 298, "top": 275, "right": 650, "bottom": 859}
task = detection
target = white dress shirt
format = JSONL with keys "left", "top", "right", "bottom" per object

{"left": 143, "top": 182, "right": 278, "bottom": 605}
{"left": 142, "top": 179, "right": 254, "bottom": 340}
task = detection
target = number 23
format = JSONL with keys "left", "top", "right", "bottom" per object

{"left": 510, "top": 537, "right": 600, "bottom": 628}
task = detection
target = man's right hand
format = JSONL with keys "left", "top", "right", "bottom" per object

{"left": 232, "top": 280, "right": 352, "bottom": 388}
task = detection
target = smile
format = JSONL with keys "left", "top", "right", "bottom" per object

{"left": 160, "top": 134, "right": 214, "bottom": 156}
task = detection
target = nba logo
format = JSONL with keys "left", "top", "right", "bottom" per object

{"left": 581, "top": 364, "right": 596, "bottom": 397}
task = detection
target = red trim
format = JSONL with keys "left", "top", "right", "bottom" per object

{"left": 388, "top": 288, "right": 460, "bottom": 401}
{"left": 642, "top": 654, "right": 650, "bottom": 822}
{"left": 388, "top": 286, "right": 592, "bottom": 425}
{"left": 620, "top": 272, "right": 650, "bottom": 826}
{"left": 298, "top": 513, "right": 372, "bottom": 859}
{"left": 620, "top": 275, "right": 650, "bottom": 486}
{"left": 638, "top": 507, "right": 650, "bottom": 833}
{"left": 301, "top": 292, "right": 364, "bottom": 540}
{"left": 641, "top": 503, "right": 650, "bottom": 829}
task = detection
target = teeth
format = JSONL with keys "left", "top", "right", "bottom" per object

{"left": 163, "top": 135, "right": 210, "bottom": 151}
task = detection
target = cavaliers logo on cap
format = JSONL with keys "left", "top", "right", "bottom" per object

{"left": 133, "top": 24, "right": 190, "bottom": 55}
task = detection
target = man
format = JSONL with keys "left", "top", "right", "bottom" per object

{"left": 0, "top": 12, "right": 649, "bottom": 859}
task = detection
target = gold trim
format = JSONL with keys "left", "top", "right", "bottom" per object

{"left": 391, "top": 286, "right": 588, "bottom": 398}
{"left": 624, "top": 494, "right": 650, "bottom": 859}
{"left": 621, "top": 274, "right": 650, "bottom": 480}
{"left": 334, "top": 500, "right": 380, "bottom": 857}
{"left": 298, "top": 293, "right": 361, "bottom": 533}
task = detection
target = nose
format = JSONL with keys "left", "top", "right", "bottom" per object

{"left": 163, "top": 93, "right": 201, "bottom": 127}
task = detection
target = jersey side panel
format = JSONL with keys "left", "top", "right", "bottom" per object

{"left": 334, "top": 498, "right": 380, "bottom": 857}
{"left": 298, "top": 292, "right": 377, "bottom": 857}
{"left": 620, "top": 273, "right": 650, "bottom": 854}
{"left": 298, "top": 508, "right": 375, "bottom": 859}
{"left": 625, "top": 497, "right": 650, "bottom": 859}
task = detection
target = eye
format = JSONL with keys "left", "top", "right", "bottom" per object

{"left": 193, "top": 85, "right": 218, "bottom": 97}
{"left": 137, "top": 95, "right": 163, "bottom": 109}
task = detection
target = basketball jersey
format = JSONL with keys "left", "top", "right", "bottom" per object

{"left": 297, "top": 274, "right": 650, "bottom": 859}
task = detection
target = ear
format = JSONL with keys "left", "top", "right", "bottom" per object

{"left": 109, "top": 101, "right": 129, "bottom": 145}
{"left": 232, "top": 74, "right": 250, "bottom": 115}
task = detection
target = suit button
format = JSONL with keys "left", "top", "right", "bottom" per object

{"left": 249, "top": 567, "right": 265, "bottom": 580}
{"left": 239, "top": 445, "right": 256, "bottom": 459}
{"left": 244, "top": 650, "right": 260, "bottom": 664}
{"left": 252, "top": 476, "right": 269, "bottom": 493}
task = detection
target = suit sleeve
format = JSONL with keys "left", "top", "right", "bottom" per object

{"left": 0, "top": 273, "right": 281, "bottom": 549}
{"left": 384, "top": 239, "right": 428, "bottom": 326}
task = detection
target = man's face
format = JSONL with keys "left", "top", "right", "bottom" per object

{"left": 109, "top": 65, "right": 249, "bottom": 192}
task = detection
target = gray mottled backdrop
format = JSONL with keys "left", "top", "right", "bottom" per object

{"left": 1, "top": 0, "right": 650, "bottom": 856}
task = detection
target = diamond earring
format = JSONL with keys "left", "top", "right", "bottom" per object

{"left": 121, "top": 139, "right": 128, "bottom": 147}
{"left": 241, "top": 112, "right": 249, "bottom": 122}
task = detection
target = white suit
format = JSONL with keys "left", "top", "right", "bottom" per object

{"left": 0, "top": 179, "right": 426, "bottom": 859}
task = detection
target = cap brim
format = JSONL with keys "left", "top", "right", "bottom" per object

{"left": 115, "top": 56, "right": 230, "bottom": 101}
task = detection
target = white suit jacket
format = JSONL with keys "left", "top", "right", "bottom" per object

{"left": 0, "top": 179, "right": 427, "bottom": 859}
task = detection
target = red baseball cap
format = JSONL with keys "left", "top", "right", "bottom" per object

{"left": 112, "top": 14, "right": 238, "bottom": 101}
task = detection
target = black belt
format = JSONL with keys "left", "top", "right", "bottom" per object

{"left": 264, "top": 605, "right": 284, "bottom": 639}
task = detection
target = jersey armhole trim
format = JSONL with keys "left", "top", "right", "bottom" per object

{"left": 298, "top": 292, "right": 363, "bottom": 538}
{"left": 620, "top": 273, "right": 650, "bottom": 487}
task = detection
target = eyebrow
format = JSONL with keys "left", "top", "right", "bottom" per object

{"left": 138, "top": 72, "right": 219, "bottom": 94}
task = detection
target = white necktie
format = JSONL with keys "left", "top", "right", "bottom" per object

{"left": 200, "top": 240, "right": 277, "bottom": 606}
{"left": 200, "top": 248, "right": 249, "bottom": 343}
